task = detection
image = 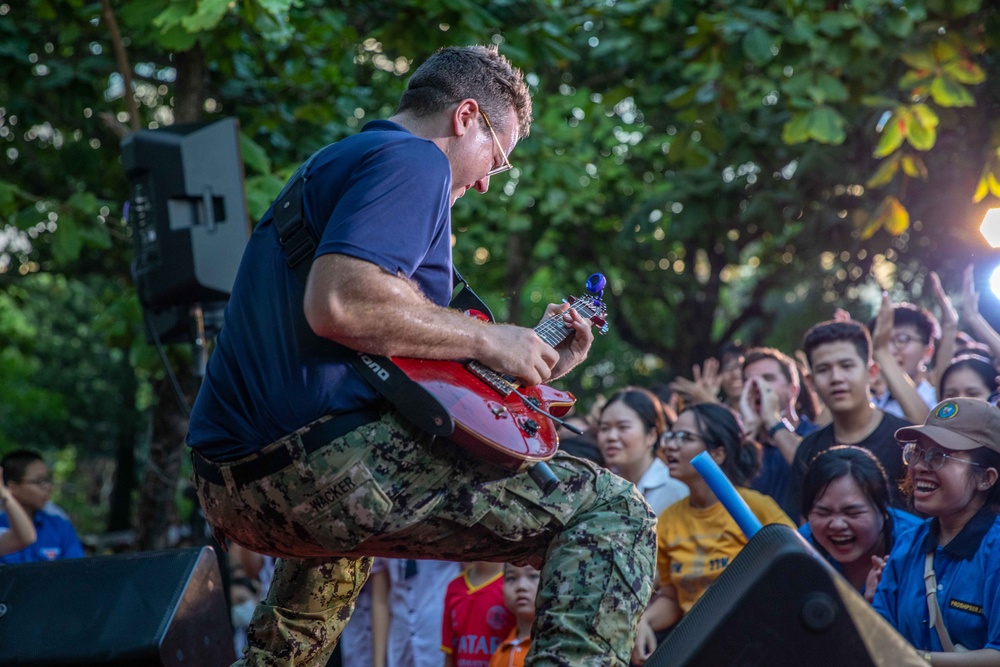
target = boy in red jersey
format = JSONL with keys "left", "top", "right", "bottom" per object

{"left": 442, "top": 561, "right": 514, "bottom": 667}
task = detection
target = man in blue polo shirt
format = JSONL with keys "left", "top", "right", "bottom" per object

{"left": 187, "top": 46, "right": 656, "bottom": 667}
{"left": 0, "top": 450, "right": 84, "bottom": 564}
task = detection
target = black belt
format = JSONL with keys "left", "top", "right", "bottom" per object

{"left": 191, "top": 409, "right": 381, "bottom": 487}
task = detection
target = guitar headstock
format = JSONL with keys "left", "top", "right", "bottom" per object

{"left": 567, "top": 272, "right": 609, "bottom": 335}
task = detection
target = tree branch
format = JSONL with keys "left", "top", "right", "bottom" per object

{"left": 101, "top": 0, "right": 140, "bottom": 133}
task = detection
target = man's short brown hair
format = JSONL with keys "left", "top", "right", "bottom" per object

{"left": 743, "top": 347, "right": 799, "bottom": 388}
{"left": 397, "top": 45, "right": 532, "bottom": 139}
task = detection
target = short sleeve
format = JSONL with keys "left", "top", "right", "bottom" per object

{"left": 316, "top": 139, "right": 451, "bottom": 280}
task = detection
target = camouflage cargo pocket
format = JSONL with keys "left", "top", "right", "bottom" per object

{"left": 288, "top": 457, "right": 394, "bottom": 552}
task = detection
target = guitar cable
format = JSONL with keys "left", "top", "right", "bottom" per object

{"left": 510, "top": 388, "right": 585, "bottom": 435}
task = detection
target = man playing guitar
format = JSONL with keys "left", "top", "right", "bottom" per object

{"left": 187, "top": 45, "right": 655, "bottom": 667}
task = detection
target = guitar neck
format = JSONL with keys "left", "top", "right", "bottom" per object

{"left": 533, "top": 300, "right": 593, "bottom": 348}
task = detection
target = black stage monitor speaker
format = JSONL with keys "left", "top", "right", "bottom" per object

{"left": 647, "top": 524, "right": 926, "bottom": 667}
{"left": 121, "top": 117, "right": 251, "bottom": 310}
{"left": 0, "top": 546, "right": 235, "bottom": 666}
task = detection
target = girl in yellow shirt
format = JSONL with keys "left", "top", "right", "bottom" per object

{"left": 631, "top": 403, "right": 794, "bottom": 665}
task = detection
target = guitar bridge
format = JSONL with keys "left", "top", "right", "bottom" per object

{"left": 467, "top": 361, "right": 515, "bottom": 397}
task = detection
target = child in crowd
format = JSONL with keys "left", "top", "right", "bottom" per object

{"left": 488, "top": 564, "right": 540, "bottom": 667}
{"left": 442, "top": 561, "right": 514, "bottom": 667}
{"left": 0, "top": 450, "right": 84, "bottom": 564}
{"left": 0, "top": 465, "right": 36, "bottom": 556}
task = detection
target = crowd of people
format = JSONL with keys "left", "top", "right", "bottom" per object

{"left": 4, "top": 43, "right": 1000, "bottom": 667}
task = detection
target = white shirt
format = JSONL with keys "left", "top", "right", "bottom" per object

{"left": 375, "top": 557, "right": 461, "bottom": 667}
{"left": 874, "top": 378, "right": 937, "bottom": 419}
{"left": 341, "top": 578, "right": 374, "bottom": 667}
{"left": 636, "top": 458, "right": 689, "bottom": 515}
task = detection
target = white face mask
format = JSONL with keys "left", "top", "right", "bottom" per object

{"left": 231, "top": 600, "right": 257, "bottom": 629}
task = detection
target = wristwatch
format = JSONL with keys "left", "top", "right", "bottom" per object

{"left": 767, "top": 418, "right": 794, "bottom": 438}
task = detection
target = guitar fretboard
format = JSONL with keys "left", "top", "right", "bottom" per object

{"left": 466, "top": 296, "right": 603, "bottom": 396}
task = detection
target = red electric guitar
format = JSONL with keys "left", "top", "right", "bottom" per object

{"left": 391, "top": 279, "right": 608, "bottom": 471}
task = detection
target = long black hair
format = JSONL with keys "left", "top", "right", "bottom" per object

{"left": 684, "top": 403, "right": 760, "bottom": 487}
{"left": 801, "top": 446, "right": 895, "bottom": 557}
{"left": 601, "top": 386, "right": 669, "bottom": 447}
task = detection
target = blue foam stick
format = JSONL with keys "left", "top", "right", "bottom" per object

{"left": 691, "top": 450, "right": 762, "bottom": 539}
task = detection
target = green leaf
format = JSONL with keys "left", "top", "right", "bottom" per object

{"left": 874, "top": 110, "right": 906, "bottom": 158}
{"left": 51, "top": 218, "right": 83, "bottom": 264}
{"left": 807, "top": 107, "right": 845, "bottom": 145}
{"left": 245, "top": 174, "right": 285, "bottom": 223}
{"left": 990, "top": 172, "right": 1000, "bottom": 198}
{"left": 929, "top": 76, "right": 975, "bottom": 107}
{"left": 181, "top": 0, "right": 230, "bottom": 32}
{"left": 906, "top": 112, "right": 937, "bottom": 151}
{"left": 815, "top": 73, "right": 849, "bottom": 103}
{"left": 882, "top": 196, "right": 910, "bottom": 235}
{"left": 974, "top": 173, "right": 991, "bottom": 203}
{"left": 0, "top": 180, "right": 18, "bottom": 215}
{"left": 152, "top": 0, "right": 196, "bottom": 31}
{"left": 782, "top": 112, "right": 812, "bottom": 144}
{"left": 901, "top": 155, "right": 929, "bottom": 179}
{"left": 240, "top": 134, "right": 271, "bottom": 175}
{"left": 742, "top": 27, "right": 773, "bottom": 66}
{"left": 943, "top": 59, "right": 986, "bottom": 85}
{"left": 861, "top": 95, "right": 901, "bottom": 109}
{"left": 910, "top": 104, "right": 940, "bottom": 129}
{"left": 900, "top": 50, "right": 936, "bottom": 70}
{"left": 865, "top": 195, "right": 909, "bottom": 239}
{"left": 784, "top": 16, "right": 814, "bottom": 44}
{"left": 155, "top": 24, "right": 199, "bottom": 51}
{"left": 899, "top": 69, "right": 934, "bottom": 90}
{"left": 866, "top": 155, "right": 900, "bottom": 188}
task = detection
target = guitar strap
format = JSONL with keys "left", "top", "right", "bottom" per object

{"left": 271, "top": 154, "right": 461, "bottom": 437}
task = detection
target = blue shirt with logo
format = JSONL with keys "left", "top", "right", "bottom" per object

{"left": 187, "top": 121, "right": 454, "bottom": 460}
{"left": 0, "top": 509, "right": 85, "bottom": 564}
{"left": 872, "top": 506, "right": 1000, "bottom": 652}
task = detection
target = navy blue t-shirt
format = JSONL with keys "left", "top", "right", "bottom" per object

{"left": 187, "top": 121, "right": 454, "bottom": 460}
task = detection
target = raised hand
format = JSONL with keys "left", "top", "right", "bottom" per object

{"left": 960, "top": 264, "right": 980, "bottom": 322}
{"left": 739, "top": 377, "right": 764, "bottom": 439}
{"left": 864, "top": 555, "right": 888, "bottom": 603}
{"left": 929, "top": 271, "right": 958, "bottom": 329}
{"left": 871, "top": 292, "right": 895, "bottom": 354}
{"left": 695, "top": 357, "right": 723, "bottom": 399}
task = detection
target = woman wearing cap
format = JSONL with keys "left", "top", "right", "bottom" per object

{"left": 872, "top": 398, "right": 1000, "bottom": 665}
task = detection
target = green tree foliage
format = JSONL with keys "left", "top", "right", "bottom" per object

{"left": 2, "top": 0, "right": 999, "bottom": 539}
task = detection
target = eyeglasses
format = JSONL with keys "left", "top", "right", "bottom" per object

{"left": 901, "top": 442, "right": 982, "bottom": 472}
{"left": 662, "top": 430, "right": 705, "bottom": 444}
{"left": 19, "top": 477, "right": 53, "bottom": 487}
{"left": 479, "top": 109, "right": 513, "bottom": 177}
{"left": 888, "top": 333, "right": 926, "bottom": 348}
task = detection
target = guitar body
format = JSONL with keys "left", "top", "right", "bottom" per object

{"left": 391, "top": 356, "right": 574, "bottom": 470}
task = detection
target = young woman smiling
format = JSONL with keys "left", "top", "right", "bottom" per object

{"left": 872, "top": 398, "right": 1000, "bottom": 666}
{"left": 630, "top": 403, "right": 793, "bottom": 665}
{"left": 596, "top": 387, "right": 687, "bottom": 515}
{"left": 798, "top": 446, "right": 920, "bottom": 595}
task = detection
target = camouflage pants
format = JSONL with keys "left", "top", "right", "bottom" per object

{"left": 194, "top": 411, "right": 656, "bottom": 667}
